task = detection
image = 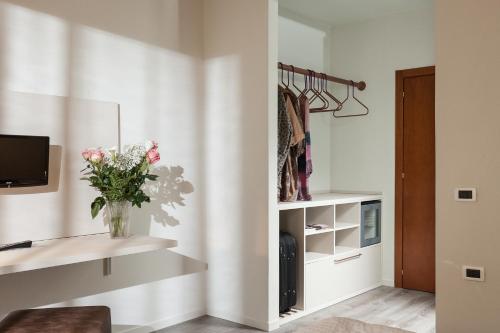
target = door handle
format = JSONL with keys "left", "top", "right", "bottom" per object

{"left": 334, "top": 253, "right": 362, "bottom": 264}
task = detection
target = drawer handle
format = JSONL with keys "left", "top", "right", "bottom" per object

{"left": 334, "top": 253, "right": 362, "bottom": 264}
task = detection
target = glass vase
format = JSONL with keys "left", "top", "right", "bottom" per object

{"left": 105, "top": 200, "right": 132, "bottom": 238}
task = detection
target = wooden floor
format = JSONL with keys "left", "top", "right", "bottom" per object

{"left": 157, "top": 286, "right": 435, "bottom": 333}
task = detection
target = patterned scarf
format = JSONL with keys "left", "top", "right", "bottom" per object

{"left": 297, "top": 95, "right": 312, "bottom": 201}
{"left": 277, "top": 86, "right": 292, "bottom": 198}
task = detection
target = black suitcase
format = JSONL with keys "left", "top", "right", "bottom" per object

{"left": 279, "top": 232, "right": 297, "bottom": 313}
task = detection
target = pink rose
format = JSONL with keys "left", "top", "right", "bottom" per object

{"left": 82, "top": 149, "right": 92, "bottom": 161}
{"left": 90, "top": 149, "right": 105, "bottom": 163}
{"left": 146, "top": 148, "right": 160, "bottom": 164}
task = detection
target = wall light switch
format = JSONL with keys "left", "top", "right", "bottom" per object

{"left": 463, "top": 266, "right": 484, "bottom": 281}
{"left": 455, "top": 188, "right": 476, "bottom": 201}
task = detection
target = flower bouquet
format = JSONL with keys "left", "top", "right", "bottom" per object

{"left": 81, "top": 141, "right": 160, "bottom": 238}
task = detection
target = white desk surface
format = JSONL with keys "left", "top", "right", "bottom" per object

{"left": 0, "top": 234, "right": 177, "bottom": 275}
{"left": 278, "top": 192, "right": 382, "bottom": 210}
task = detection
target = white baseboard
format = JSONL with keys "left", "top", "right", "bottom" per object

{"left": 382, "top": 279, "right": 395, "bottom": 287}
{"left": 267, "top": 319, "right": 280, "bottom": 331}
{"left": 113, "top": 308, "right": 206, "bottom": 333}
{"left": 113, "top": 282, "right": 391, "bottom": 333}
{"left": 207, "top": 309, "right": 269, "bottom": 331}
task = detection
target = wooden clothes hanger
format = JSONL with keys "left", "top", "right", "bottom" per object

{"left": 333, "top": 81, "right": 369, "bottom": 118}
{"left": 319, "top": 73, "right": 343, "bottom": 112}
{"left": 279, "top": 62, "right": 298, "bottom": 99}
{"left": 290, "top": 65, "right": 303, "bottom": 96}
{"left": 307, "top": 71, "right": 329, "bottom": 111}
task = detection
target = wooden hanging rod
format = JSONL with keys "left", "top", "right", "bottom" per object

{"left": 278, "top": 63, "right": 366, "bottom": 91}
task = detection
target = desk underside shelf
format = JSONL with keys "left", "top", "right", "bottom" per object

{"left": 0, "top": 234, "right": 177, "bottom": 275}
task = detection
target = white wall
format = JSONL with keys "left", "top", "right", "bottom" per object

{"left": 267, "top": 0, "right": 279, "bottom": 329}
{"left": 203, "top": 0, "right": 273, "bottom": 330}
{"left": 436, "top": 0, "right": 500, "bottom": 331}
{"left": 328, "top": 9, "right": 435, "bottom": 285}
{"left": 278, "top": 11, "right": 332, "bottom": 193}
{"left": 0, "top": 1, "right": 275, "bottom": 331}
{"left": 0, "top": 92, "right": 119, "bottom": 243}
{"left": 0, "top": 1, "right": 207, "bottom": 331}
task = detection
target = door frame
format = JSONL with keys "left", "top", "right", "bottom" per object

{"left": 394, "top": 66, "right": 435, "bottom": 288}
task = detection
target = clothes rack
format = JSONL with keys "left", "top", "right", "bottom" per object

{"left": 278, "top": 62, "right": 369, "bottom": 116}
{"left": 278, "top": 63, "right": 366, "bottom": 91}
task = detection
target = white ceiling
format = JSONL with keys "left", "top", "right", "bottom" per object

{"left": 279, "top": 0, "right": 434, "bottom": 26}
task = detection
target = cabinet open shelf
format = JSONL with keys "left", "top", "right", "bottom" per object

{"left": 335, "top": 225, "right": 360, "bottom": 249}
{"left": 279, "top": 208, "right": 305, "bottom": 310}
{"left": 305, "top": 227, "right": 334, "bottom": 236}
{"left": 334, "top": 222, "right": 358, "bottom": 231}
{"left": 335, "top": 202, "right": 360, "bottom": 226}
{"left": 305, "top": 230, "right": 334, "bottom": 264}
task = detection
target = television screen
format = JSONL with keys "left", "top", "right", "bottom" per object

{"left": 0, "top": 135, "right": 50, "bottom": 188}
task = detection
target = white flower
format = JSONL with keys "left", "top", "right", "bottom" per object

{"left": 145, "top": 141, "right": 153, "bottom": 151}
{"left": 107, "top": 144, "right": 146, "bottom": 171}
{"left": 94, "top": 142, "right": 155, "bottom": 171}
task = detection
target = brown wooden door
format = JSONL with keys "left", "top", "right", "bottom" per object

{"left": 395, "top": 67, "right": 435, "bottom": 293}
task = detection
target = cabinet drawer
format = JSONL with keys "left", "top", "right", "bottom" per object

{"left": 356, "top": 244, "right": 382, "bottom": 289}
{"left": 305, "top": 245, "right": 381, "bottom": 311}
{"left": 305, "top": 258, "right": 335, "bottom": 310}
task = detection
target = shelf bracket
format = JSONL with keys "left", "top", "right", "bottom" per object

{"left": 103, "top": 258, "right": 112, "bottom": 276}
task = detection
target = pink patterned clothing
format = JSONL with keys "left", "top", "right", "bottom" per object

{"left": 297, "top": 95, "right": 312, "bottom": 201}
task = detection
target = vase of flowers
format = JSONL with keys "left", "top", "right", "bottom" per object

{"left": 105, "top": 200, "right": 132, "bottom": 238}
{"left": 81, "top": 141, "right": 160, "bottom": 238}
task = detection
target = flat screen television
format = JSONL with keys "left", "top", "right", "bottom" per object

{"left": 0, "top": 134, "right": 50, "bottom": 188}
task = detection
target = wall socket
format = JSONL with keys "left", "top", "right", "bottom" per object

{"left": 463, "top": 266, "right": 484, "bottom": 281}
{"left": 455, "top": 188, "right": 477, "bottom": 201}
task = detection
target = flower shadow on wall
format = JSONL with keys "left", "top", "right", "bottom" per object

{"left": 133, "top": 165, "right": 194, "bottom": 232}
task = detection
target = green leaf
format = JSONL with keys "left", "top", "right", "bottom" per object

{"left": 90, "top": 197, "right": 106, "bottom": 219}
{"left": 91, "top": 201, "right": 101, "bottom": 219}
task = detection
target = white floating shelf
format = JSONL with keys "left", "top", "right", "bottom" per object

{"left": 335, "top": 222, "right": 359, "bottom": 231}
{"left": 305, "top": 251, "right": 333, "bottom": 264}
{"left": 0, "top": 233, "right": 177, "bottom": 275}
{"left": 305, "top": 227, "right": 334, "bottom": 236}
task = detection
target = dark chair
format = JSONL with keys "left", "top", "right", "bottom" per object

{"left": 0, "top": 306, "right": 111, "bottom": 333}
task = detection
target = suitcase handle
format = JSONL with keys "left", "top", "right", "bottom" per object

{"left": 334, "top": 253, "right": 362, "bottom": 264}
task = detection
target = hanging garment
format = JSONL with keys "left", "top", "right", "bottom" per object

{"left": 297, "top": 95, "right": 312, "bottom": 201}
{"left": 280, "top": 154, "right": 298, "bottom": 201}
{"left": 285, "top": 95, "right": 305, "bottom": 146}
{"left": 283, "top": 89, "right": 305, "bottom": 155}
{"left": 278, "top": 86, "right": 293, "bottom": 198}
{"left": 280, "top": 94, "right": 304, "bottom": 201}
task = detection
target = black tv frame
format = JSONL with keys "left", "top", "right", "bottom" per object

{"left": 0, "top": 134, "right": 50, "bottom": 188}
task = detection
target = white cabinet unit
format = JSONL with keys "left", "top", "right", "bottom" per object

{"left": 278, "top": 192, "right": 382, "bottom": 326}
{"left": 305, "top": 244, "right": 382, "bottom": 312}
